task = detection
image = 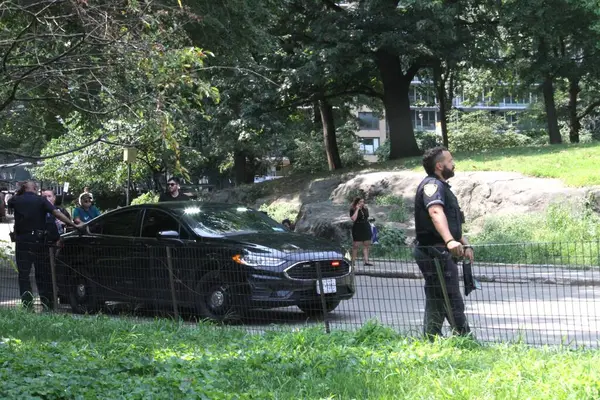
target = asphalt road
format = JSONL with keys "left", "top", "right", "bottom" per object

{"left": 1, "top": 257, "right": 599, "bottom": 347}
{"left": 234, "top": 276, "right": 600, "bottom": 347}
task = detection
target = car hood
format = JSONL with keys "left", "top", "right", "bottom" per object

{"left": 228, "top": 232, "right": 342, "bottom": 253}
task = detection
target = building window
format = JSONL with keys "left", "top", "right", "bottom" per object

{"left": 358, "top": 112, "right": 380, "bottom": 130}
{"left": 412, "top": 110, "right": 437, "bottom": 131}
{"left": 359, "top": 138, "right": 380, "bottom": 155}
{"left": 408, "top": 86, "right": 416, "bottom": 103}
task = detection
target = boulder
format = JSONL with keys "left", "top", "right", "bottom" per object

{"left": 294, "top": 202, "right": 353, "bottom": 245}
{"left": 209, "top": 169, "right": 600, "bottom": 242}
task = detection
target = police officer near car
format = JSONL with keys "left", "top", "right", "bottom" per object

{"left": 413, "top": 146, "right": 474, "bottom": 338}
{"left": 8, "top": 181, "right": 82, "bottom": 310}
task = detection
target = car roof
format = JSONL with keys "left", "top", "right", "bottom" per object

{"left": 111, "top": 201, "right": 250, "bottom": 213}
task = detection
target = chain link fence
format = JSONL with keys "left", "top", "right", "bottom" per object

{"left": 1, "top": 240, "right": 600, "bottom": 347}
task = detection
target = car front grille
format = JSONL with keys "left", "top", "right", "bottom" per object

{"left": 284, "top": 260, "right": 351, "bottom": 280}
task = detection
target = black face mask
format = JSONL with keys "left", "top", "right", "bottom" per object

{"left": 441, "top": 166, "right": 455, "bottom": 180}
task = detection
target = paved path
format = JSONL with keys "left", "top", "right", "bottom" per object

{"left": 1, "top": 220, "right": 599, "bottom": 347}
{"left": 235, "top": 275, "right": 600, "bottom": 347}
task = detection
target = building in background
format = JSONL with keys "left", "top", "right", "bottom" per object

{"left": 356, "top": 79, "right": 536, "bottom": 162}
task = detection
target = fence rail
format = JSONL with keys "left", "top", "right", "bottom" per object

{"left": 2, "top": 240, "right": 600, "bottom": 347}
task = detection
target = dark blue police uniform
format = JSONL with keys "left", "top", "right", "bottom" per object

{"left": 413, "top": 176, "right": 470, "bottom": 337}
{"left": 7, "top": 192, "right": 56, "bottom": 309}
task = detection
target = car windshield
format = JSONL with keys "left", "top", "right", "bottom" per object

{"left": 181, "top": 205, "right": 286, "bottom": 236}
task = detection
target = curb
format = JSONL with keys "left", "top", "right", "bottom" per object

{"left": 355, "top": 270, "right": 600, "bottom": 286}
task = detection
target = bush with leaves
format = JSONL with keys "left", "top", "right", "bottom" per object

{"left": 290, "top": 120, "right": 366, "bottom": 174}
{"left": 370, "top": 226, "right": 410, "bottom": 260}
{"left": 259, "top": 202, "right": 299, "bottom": 224}
{"left": 375, "top": 194, "right": 408, "bottom": 222}
{"left": 376, "top": 131, "right": 440, "bottom": 161}
{"left": 130, "top": 192, "right": 159, "bottom": 206}
{"left": 448, "top": 111, "right": 532, "bottom": 152}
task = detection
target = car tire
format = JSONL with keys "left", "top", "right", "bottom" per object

{"left": 69, "top": 277, "right": 102, "bottom": 315}
{"left": 194, "top": 271, "right": 247, "bottom": 322}
{"left": 298, "top": 299, "right": 341, "bottom": 316}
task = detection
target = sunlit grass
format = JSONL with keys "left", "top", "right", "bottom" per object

{"left": 378, "top": 142, "right": 600, "bottom": 187}
{"left": 1, "top": 310, "right": 600, "bottom": 399}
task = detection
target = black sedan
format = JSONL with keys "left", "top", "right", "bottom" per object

{"left": 55, "top": 202, "right": 355, "bottom": 320}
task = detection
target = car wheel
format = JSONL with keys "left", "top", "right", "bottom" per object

{"left": 195, "top": 272, "right": 246, "bottom": 322}
{"left": 69, "top": 277, "right": 102, "bottom": 314}
{"left": 298, "top": 299, "right": 341, "bottom": 316}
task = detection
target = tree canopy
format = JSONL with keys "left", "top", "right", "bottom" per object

{"left": 2, "top": 0, "right": 600, "bottom": 191}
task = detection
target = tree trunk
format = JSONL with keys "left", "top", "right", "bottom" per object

{"left": 234, "top": 150, "right": 248, "bottom": 185}
{"left": 541, "top": 75, "right": 562, "bottom": 144}
{"left": 313, "top": 102, "right": 320, "bottom": 126}
{"left": 374, "top": 49, "right": 421, "bottom": 159}
{"left": 318, "top": 98, "right": 343, "bottom": 170}
{"left": 433, "top": 62, "right": 449, "bottom": 148}
{"left": 568, "top": 77, "right": 581, "bottom": 143}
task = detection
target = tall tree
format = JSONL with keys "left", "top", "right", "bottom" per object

{"left": 502, "top": 0, "right": 600, "bottom": 144}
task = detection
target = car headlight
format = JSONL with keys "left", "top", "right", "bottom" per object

{"left": 232, "top": 253, "right": 285, "bottom": 267}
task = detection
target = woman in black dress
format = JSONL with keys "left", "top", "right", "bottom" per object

{"left": 350, "top": 197, "right": 373, "bottom": 266}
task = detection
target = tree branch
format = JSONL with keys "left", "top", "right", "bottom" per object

{"left": 0, "top": 33, "right": 86, "bottom": 113}
{"left": 11, "top": 94, "right": 151, "bottom": 116}
{"left": 0, "top": 134, "right": 105, "bottom": 160}
{"left": 2, "top": 19, "right": 34, "bottom": 72}
{"left": 577, "top": 99, "right": 600, "bottom": 121}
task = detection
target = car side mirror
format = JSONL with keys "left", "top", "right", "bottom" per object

{"left": 157, "top": 230, "right": 180, "bottom": 239}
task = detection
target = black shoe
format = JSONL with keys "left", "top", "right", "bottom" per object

{"left": 364, "top": 262, "right": 374, "bottom": 267}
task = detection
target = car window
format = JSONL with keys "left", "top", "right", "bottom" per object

{"left": 88, "top": 210, "right": 140, "bottom": 237}
{"left": 141, "top": 209, "right": 188, "bottom": 239}
{"left": 183, "top": 205, "right": 285, "bottom": 236}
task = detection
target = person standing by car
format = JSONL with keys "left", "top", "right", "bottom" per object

{"left": 5, "top": 191, "right": 13, "bottom": 216}
{"left": 73, "top": 194, "right": 100, "bottom": 224}
{"left": 0, "top": 188, "right": 5, "bottom": 222}
{"left": 350, "top": 197, "right": 373, "bottom": 267}
{"left": 413, "top": 146, "right": 473, "bottom": 339}
{"left": 8, "top": 181, "right": 81, "bottom": 309}
{"left": 78, "top": 186, "right": 94, "bottom": 205}
{"left": 159, "top": 177, "right": 190, "bottom": 202}
{"left": 42, "top": 189, "right": 70, "bottom": 241}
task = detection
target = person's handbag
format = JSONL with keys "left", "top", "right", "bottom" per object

{"left": 369, "top": 218, "right": 379, "bottom": 244}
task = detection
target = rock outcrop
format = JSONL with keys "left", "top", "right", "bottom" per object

{"left": 210, "top": 170, "right": 599, "bottom": 243}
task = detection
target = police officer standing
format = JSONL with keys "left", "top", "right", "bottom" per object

{"left": 413, "top": 147, "right": 474, "bottom": 338}
{"left": 8, "top": 181, "right": 81, "bottom": 310}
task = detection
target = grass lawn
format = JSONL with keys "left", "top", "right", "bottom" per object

{"left": 249, "top": 142, "right": 600, "bottom": 201}
{"left": 1, "top": 310, "right": 600, "bottom": 399}
{"left": 377, "top": 142, "right": 600, "bottom": 187}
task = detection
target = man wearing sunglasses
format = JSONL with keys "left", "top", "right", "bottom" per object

{"left": 159, "top": 177, "right": 189, "bottom": 202}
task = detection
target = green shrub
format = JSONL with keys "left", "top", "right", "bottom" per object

{"left": 448, "top": 110, "right": 532, "bottom": 152}
{"left": 130, "top": 191, "right": 159, "bottom": 205}
{"left": 415, "top": 130, "right": 441, "bottom": 151}
{"left": 345, "top": 188, "right": 366, "bottom": 204}
{"left": 290, "top": 121, "right": 366, "bottom": 174}
{"left": 388, "top": 208, "right": 408, "bottom": 223}
{"left": 0, "top": 241, "right": 16, "bottom": 272}
{"left": 370, "top": 226, "right": 411, "bottom": 260}
{"left": 258, "top": 202, "right": 299, "bottom": 223}
{"left": 375, "top": 195, "right": 408, "bottom": 222}
{"left": 375, "top": 131, "right": 440, "bottom": 161}
{"left": 375, "top": 140, "right": 390, "bottom": 162}
{"left": 472, "top": 201, "right": 600, "bottom": 265}
{"left": 374, "top": 194, "right": 404, "bottom": 207}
